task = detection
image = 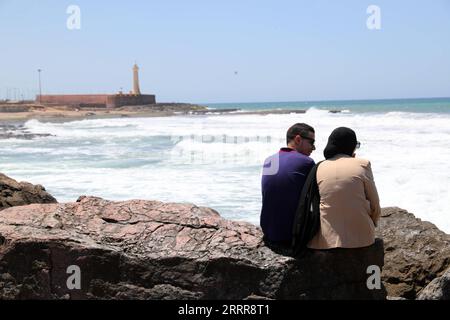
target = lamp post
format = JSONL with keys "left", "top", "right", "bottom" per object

{"left": 37, "top": 69, "right": 42, "bottom": 104}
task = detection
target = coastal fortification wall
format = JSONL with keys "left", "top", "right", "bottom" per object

{"left": 37, "top": 94, "right": 109, "bottom": 107}
{"left": 37, "top": 94, "right": 156, "bottom": 108}
{"left": 106, "top": 94, "right": 155, "bottom": 108}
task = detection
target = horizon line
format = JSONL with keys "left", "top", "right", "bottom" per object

{"left": 199, "top": 96, "right": 450, "bottom": 105}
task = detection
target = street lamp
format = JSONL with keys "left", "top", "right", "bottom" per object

{"left": 37, "top": 69, "right": 42, "bottom": 104}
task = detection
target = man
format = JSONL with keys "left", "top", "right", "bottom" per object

{"left": 260, "top": 123, "right": 316, "bottom": 247}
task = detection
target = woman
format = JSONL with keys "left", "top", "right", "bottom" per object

{"left": 307, "top": 127, "right": 381, "bottom": 249}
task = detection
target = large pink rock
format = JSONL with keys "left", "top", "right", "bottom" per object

{"left": 0, "top": 196, "right": 386, "bottom": 300}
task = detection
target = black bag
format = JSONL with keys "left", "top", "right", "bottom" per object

{"left": 291, "top": 161, "right": 323, "bottom": 257}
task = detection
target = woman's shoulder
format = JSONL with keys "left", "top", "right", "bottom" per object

{"left": 330, "top": 156, "right": 371, "bottom": 168}
{"left": 353, "top": 157, "right": 372, "bottom": 168}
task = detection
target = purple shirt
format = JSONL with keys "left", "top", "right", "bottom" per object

{"left": 260, "top": 148, "right": 315, "bottom": 243}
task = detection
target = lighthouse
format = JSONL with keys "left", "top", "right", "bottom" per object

{"left": 133, "top": 63, "right": 141, "bottom": 95}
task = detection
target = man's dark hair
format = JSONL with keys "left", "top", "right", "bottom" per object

{"left": 286, "top": 123, "right": 315, "bottom": 145}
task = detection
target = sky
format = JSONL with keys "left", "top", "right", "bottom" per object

{"left": 0, "top": 0, "right": 449, "bottom": 103}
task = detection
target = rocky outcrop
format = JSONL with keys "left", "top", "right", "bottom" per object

{"left": 0, "top": 173, "right": 57, "bottom": 210}
{"left": 377, "top": 207, "right": 450, "bottom": 299}
{"left": 0, "top": 105, "right": 30, "bottom": 113}
{"left": 0, "top": 196, "right": 386, "bottom": 300}
{"left": 417, "top": 267, "right": 450, "bottom": 300}
{"left": 118, "top": 103, "right": 207, "bottom": 113}
{"left": 0, "top": 123, "right": 53, "bottom": 140}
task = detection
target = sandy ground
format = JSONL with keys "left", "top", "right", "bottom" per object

{"left": 0, "top": 109, "right": 179, "bottom": 122}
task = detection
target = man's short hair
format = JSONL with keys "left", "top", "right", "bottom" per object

{"left": 286, "top": 123, "right": 315, "bottom": 145}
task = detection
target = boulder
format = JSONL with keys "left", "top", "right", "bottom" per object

{"left": 0, "top": 196, "right": 386, "bottom": 300}
{"left": 0, "top": 173, "right": 57, "bottom": 210}
{"left": 377, "top": 207, "right": 450, "bottom": 299}
{"left": 417, "top": 267, "right": 450, "bottom": 300}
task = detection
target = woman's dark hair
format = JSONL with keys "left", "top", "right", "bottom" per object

{"left": 286, "top": 123, "right": 315, "bottom": 145}
{"left": 323, "top": 127, "right": 357, "bottom": 159}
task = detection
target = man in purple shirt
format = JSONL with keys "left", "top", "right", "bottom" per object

{"left": 260, "top": 123, "right": 316, "bottom": 247}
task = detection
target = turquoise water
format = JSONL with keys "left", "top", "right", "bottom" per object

{"left": 206, "top": 97, "right": 450, "bottom": 114}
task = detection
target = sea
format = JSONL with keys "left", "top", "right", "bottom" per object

{"left": 1, "top": 97, "right": 449, "bottom": 233}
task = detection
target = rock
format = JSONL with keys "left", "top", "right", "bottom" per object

{"left": 417, "top": 267, "right": 450, "bottom": 300}
{"left": 0, "top": 173, "right": 57, "bottom": 210}
{"left": 190, "top": 108, "right": 241, "bottom": 115}
{"left": 0, "top": 106, "right": 30, "bottom": 113}
{"left": 0, "top": 196, "right": 386, "bottom": 300}
{"left": 0, "top": 124, "right": 52, "bottom": 140}
{"left": 376, "top": 207, "right": 450, "bottom": 299}
{"left": 386, "top": 296, "right": 408, "bottom": 300}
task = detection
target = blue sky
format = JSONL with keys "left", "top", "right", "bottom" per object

{"left": 0, "top": 0, "right": 449, "bottom": 103}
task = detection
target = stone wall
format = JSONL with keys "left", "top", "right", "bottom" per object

{"left": 0, "top": 106, "right": 30, "bottom": 113}
{"left": 37, "top": 94, "right": 156, "bottom": 108}
{"left": 106, "top": 94, "right": 156, "bottom": 108}
{"left": 37, "top": 94, "right": 109, "bottom": 106}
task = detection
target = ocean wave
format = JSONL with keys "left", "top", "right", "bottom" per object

{"left": 6, "top": 110, "right": 449, "bottom": 233}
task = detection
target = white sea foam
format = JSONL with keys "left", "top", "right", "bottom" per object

{"left": 2, "top": 110, "right": 449, "bottom": 233}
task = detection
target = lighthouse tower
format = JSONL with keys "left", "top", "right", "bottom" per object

{"left": 133, "top": 63, "right": 141, "bottom": 95}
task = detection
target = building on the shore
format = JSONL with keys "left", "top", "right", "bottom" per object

{"left": 36, "top": 64, "right": 156, "bottom": 108}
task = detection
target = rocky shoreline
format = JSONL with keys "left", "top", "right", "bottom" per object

{"left": 0, "top": 122, "right": 54, "bottom": 140}
{"left": 376, "top": 207, "right": 450, "bottom": 299}
{"left": 0, "top": 103, "right": 345, "bottom": 124}
{"left": 0, "top": 103, "right": 208, "bottom": 122}
{"left": 0, "top": 173, "right": 449, "bottom": 300}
